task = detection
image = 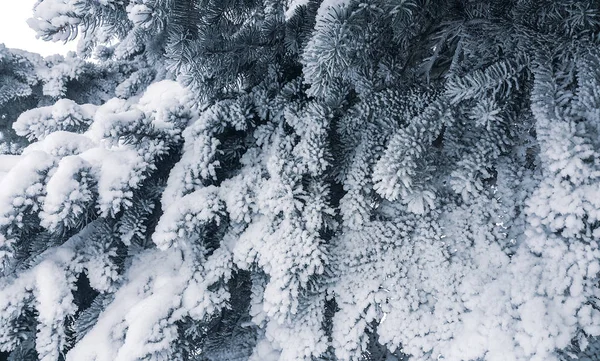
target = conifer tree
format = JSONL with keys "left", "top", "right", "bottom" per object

{"left": 1, "top": 1, "right": 600, "bottom": 361}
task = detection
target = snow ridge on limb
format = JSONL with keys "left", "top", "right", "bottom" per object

{"left": 0, "top": 80, "right": 193, "bottom": 359}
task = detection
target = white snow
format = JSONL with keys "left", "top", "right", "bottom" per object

{"left": 0, "top": 155, "right": 22, "bottom": 182}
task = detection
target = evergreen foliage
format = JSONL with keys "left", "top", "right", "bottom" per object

{"left": 1, "top": 1, "right": 600, "bottom": 361}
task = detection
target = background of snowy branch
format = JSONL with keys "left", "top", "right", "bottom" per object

{"left": 1, "top": 1, "right": 600, "bottom": 361}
